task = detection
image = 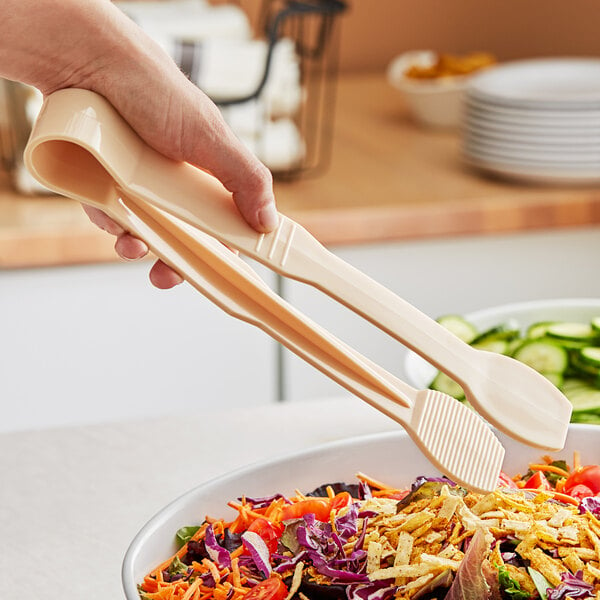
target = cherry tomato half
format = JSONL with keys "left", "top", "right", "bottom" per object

{"left": 329, "top": 491, "right": 352, "bottom": 513}
{"left": 244, "top": 578, "right": 288, "bottom": 600}
{"left": 279, "top": 492, "right": 351, "bottom": 522}
{"left": 523, "top": 471, "right": 552, "bottom": 491}
{"left": 497, "top": 472, "right": 518, "bottom": 489}
{"left": 280, "top": 498, "right": 331, "bottom": 522}
{"left": 247, "top": 518, "right": 284, "bottom": 554}
{"left": 565, "top": 465, "right": 600, "bottom": 495}
{"left": 567, "top": 484, "right": 595, "bottom": 501}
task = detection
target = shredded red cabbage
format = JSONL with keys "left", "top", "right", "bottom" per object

{"left": 547, "top": 571, "right": 594, "bottom": 599}
{"left": 579, "top": 496, "right": 600, "bottom": 517}
{"left": 238, "top": 494, "right": 291, "bottom": 509}
{"left": 335, "top": 502, "right": 360, "bottom": 539}
{"left": 204, "top": 524, "right": 232, "bottom": 569}
{"left": 280, "top": 504, "right": 371, "bottom": 585}
{"left": 273, "top": 549, "right": 309, "bottom": 574}
{"left": 241, "top": 531, "right": 272, "bottom": 578}
{"left": 347, "top": 582, "right": 397, "bottom": 600}
{"left": 358, "top": 480, "right": 372, "bottom": 500}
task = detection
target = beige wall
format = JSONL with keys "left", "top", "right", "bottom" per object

{"left": 233, "top": 0, "right": 600, "bottom": 72}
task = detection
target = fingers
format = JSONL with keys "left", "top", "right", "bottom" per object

{"left": 82, "top": 205, "right": 125, "bottom": 236}
{"left": 115, "top": 234, "right": 183, "bottom": 289}
{"left": 101, "top": 59, "right": 279, "bottom": 234}
{"left": 181, "top": 98, "right": 280, "bottom": 234}
{"left": 114, "top": 232, "right": 149, "bottom": 261}
{"left": 149, "top": 260, "right": 184, "bottom": 289}
{"left": 83, "top": 204, "right": 183, "bottom": 289}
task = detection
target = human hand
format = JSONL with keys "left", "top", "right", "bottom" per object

{"left": 1, "top": 0, "right": 278, "bottom": 289}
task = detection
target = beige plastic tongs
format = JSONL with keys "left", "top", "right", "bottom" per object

{"left": 24, "top": 90, "right": 571, "bottom": 489}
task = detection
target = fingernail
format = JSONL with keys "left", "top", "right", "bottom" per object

{"left": 258, "top": 204, "right": 279, "bottom": 232}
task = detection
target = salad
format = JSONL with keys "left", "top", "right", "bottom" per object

{"left": 139, "top": 454, "right": 600, "bottom": 600}
{"left": 428, "top": 315, "right": 600, "bottom": 425}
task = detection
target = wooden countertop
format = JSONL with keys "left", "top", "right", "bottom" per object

{"left": 2, "top": 72, "right": 600, "bottom": 269}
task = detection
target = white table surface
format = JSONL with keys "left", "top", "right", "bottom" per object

{"left": 1, "top": 396, "right": 397, "bottom": 600}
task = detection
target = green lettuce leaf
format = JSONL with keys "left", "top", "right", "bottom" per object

{"left": 497, "top": 564, "right": 531, "bottom": 599}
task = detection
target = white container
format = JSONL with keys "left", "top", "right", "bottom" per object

{"left": 122, "top": 424, "right": 600, "bottom": 599}
{"left": 387, "top": 50, "right": 468, "bottom": 129}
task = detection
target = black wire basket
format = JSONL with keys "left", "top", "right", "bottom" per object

{"left": 213, "top": 0, "right": 347, "bottom": 180}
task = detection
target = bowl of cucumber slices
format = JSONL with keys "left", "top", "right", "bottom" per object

{"left": 403, "top": 298, "right": 600, "bottom": 424}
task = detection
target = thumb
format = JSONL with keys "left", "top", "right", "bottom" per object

{"left": 179, "top": 92, "right": 279, "bottom": 233}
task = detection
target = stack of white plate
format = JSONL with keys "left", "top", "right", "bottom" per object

{"left": 462, "top": 58, "right": 600, "bottom": 184}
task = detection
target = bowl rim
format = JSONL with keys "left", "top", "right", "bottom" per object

{"left": 121, "top": 429, "right": 406, "bottom": 596}
{"left": 122, "top": 422, "right": 599, "bottom": 599}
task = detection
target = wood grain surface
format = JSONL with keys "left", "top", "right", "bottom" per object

{"left": 1, "top": 73, "right": 599, "bottom": 268}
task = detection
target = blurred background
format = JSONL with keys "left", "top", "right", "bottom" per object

{"left": 232, "top": 0, "right": 600, "bottom": 71}
{"left": 1, "top": 0, "right": 600, "bottom": 433}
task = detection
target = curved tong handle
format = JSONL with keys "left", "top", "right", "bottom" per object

{"left": 24, "top": 89, "right": 509, "bottom": 491}
{"left": 25, "top": 90, "right": 476, "bottom": 375}
{"left": 23, "top": 88, "right": 414, "bottom": 411}
{"left": 24, "top": 89, "right": 570, "bottom": 453}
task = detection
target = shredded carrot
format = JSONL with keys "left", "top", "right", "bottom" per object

{"left": 149, "top": 522, "right": 210, "bottom": 579}
{"left": 356, "top": 471, "right": 392, "bottom": 491}
{"left": 373, "top": 488, "right": 407, "bottom": 498}
{"left": 231, "top": 557, "right": 241, "bottom": 589}
{"left": 228, "top": 504, "right": 255, "bottom": 533}
{"left": 229, "top": 502, "right": 267, "bottom": 522}
{"left": 212, "top": 521, "right": 225, "bottom": 537}
{"left": 555, "top": 477, "right": 566, "bottom": 493}
{"left": 202, "top": 558, "right": 222, "bottom": 584}
{"left": 264, "top": 498, "right": 286, "bottom": 521}
{"left": 192, "top": 588, "right": 203, "bottom": 600}
{"left": 529, "top": 463, "right": 571, "bottom": 478}
{"left": 541, "top": 490, "right": 580, "bottom": 507}
{"left": 293, "top": 489, "right": 307, "bottom": 501}
{"left": 182, "top": 579, "right": 203, "bottom": 600}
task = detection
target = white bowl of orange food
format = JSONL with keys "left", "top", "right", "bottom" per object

{"left": 387, "top": 50, "right": 496, "bottom": 128}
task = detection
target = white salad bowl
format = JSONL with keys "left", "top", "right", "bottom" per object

{"left": 122, "top": 424, "right": 600, "bottom": 600}
{"left": 403, "top": 297, "right": 600, "bottom": 390}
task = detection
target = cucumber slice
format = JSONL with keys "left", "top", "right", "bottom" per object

{"left": 571, "top": 351, "right": 600, "bottom": 378}
{"left": 436, "top": 315, "right": 478, "bottom": 344}
{"left": 571, "top": 412, "right": 600, "bottom": 424}
{"left": 561, "top": 377, "right": 594, "bottom": 394}
{"left": 471, "top": 325, "right": 520, "bottom": 345}
{"left": 526, "top": 321, "right": 556, "bottom": 339}
{"left": 592, "top": 317, "right": 600, "bottom": 333}
{"left": 546, "top": 322, "right": 598, "bottom": 342}
{"left": 579, "top": 346, "right": 600, "bottom": 368}
{"left": 511, "top": 340, "right": 569, "bottom": 374}
{"left": 566, "top": 387, "right": 600, "bottom": 413}
{"left": 551, "top": 339, "right": 589, "bottom": 350}
{"left": 429, "top": 371, "right": 465, "bottom": 400}
{"left": 541, "top": 372, "right": 564, "bottom": 388}
{"left": 506, "top": 339, "right": 523, "bottom": 355}
{"left": 472, "top": 340, "right": 510, "bottom": 354}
